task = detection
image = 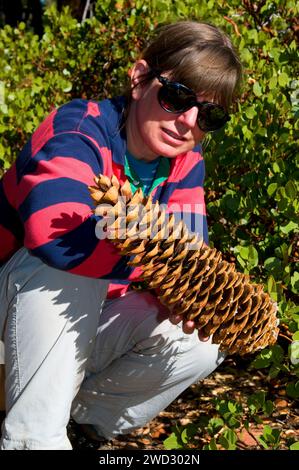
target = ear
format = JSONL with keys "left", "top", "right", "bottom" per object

{"left": 130, "top": 60, "right": 151, "bottom": 100}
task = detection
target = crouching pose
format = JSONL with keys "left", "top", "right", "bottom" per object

{"left": 0, "top": 20, "right": 242, "bottom": 449}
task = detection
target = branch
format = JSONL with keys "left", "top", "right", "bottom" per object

{"left": 278, "top": 332, "right": 292, "bottom": 343}
{"left": 223, "top": 16, "right": 241, "bottom": 37}
{"left": 82, "top": 0, "right": 91, "bottom": 22}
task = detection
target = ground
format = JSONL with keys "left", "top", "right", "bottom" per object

{"left": 67, "top": 357, "right": 299, "bottom": 450}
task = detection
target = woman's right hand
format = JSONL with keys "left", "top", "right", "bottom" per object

{"left": 169, "top": 313, "right": 210, "bottom": 341}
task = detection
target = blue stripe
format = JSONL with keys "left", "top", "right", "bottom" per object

{"left": 30, "top": 215, "right": 99, "bottom": 271}
{"left": 180, "top": 160, "right": 205, "bottom": 189}
{"left": 25, "top": 133, "right": 103, "bottom": 179}
{"left": 153, "top": 182, "right": 178, "bottom": 204}
{"left": 55, "top": 97, "right": 127, "bottom": 168}
{"left": 53, "top": 99, "right": 87, "bottom": 134}
{"left": 102, "top": 255, "right": 135, "bottom": 280}
{"left": 109, "top": 280, "right": 131, "bottom": 286}
{"left": 19, "top": 178, "right": 93, "bottom": 222}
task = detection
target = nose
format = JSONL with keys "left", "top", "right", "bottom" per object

{"left": 177, "top": 106, "right": 198, "bottom": 129}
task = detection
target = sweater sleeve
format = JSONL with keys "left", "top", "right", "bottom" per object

{"left": 17, "top": 131, "right": 131, "bottom": 279}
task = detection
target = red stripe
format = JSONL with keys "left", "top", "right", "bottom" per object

{"left": 99, "top": 146, "right": 113, "bottom": 176}
{"left": 128, "top": 266, "right": 143, "bottom": 281}
{"left": 111, "top": 161, "right": 127, "bottom": 184}
{"left": 17, "top": 157, "right": 96, "bottom": 208}
{"left": 167, "top": 187, "right": 206, "bottom": 214}
{"left": 23, "top": 202, "right": 92, "bottom": 249}
{"left": 31, "top": 109, "right": 56, "bottom": 157}
{"left": 2, "top": 163, "right": 17, "bottom": 208}
{"left": 0, "top": 225, "right": 21, "bottom": 262}
{"left": 107, "top": 283, "right": 130, "bottom": 298}
{"left": 167, "top": 150, "right": 203, "bottom": 183}
{"left": 69, "top": 239, "right": 122, "bottom": 278}
{"left": 86, "top": 102, "right": 101, "bottom": 118}
{"left": 106, "top": 267, "right": 143, "bottom": 298}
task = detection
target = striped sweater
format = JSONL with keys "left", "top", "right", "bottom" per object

{"left": 0, "top": 97, "right": 208, "bottom": 298}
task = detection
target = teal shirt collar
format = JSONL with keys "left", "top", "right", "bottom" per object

{"left": 124, "top": 153, "right": 170, "bottom": 195}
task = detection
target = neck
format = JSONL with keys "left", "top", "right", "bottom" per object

{"left": 126, "top": 102, "right": 159, "bottom": 162}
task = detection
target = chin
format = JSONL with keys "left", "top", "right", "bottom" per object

{"left": 157, "top": 145, "right": 189, "bottom": 158}
{"left": 145, "top": 141, "right": 185, "bottom": 159}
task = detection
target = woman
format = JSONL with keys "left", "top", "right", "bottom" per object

{"left": 0, "top": 21, "right": 242, "bottom": 449}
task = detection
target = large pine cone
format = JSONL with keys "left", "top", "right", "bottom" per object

{"left": 89, "top": 174, "right": 279, "bottom": 356}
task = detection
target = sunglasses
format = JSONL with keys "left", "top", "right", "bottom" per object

{"left": 154, "top": 72, "right": 230, "bottom": 132}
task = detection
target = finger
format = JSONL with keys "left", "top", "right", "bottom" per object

{"left": 198, "top": 330, "right": 210, "bottom": 342}
{"left": 182, "top": 320, "right": 196, "bottom": 335}
{"left": 169, "top": 314, "right": 183, "bottom": 325}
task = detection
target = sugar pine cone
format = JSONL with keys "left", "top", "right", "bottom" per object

{"left": 89, "top": 174, "right": 279, "bottom": 356}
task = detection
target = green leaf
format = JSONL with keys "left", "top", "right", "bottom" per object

{"left": 62, "top": 81, "right": 72, "bottom": 93}
{"left": 291, "top": 272, "right": 299, "bottom": 294}
{"left": 180, "top": 424, "right": 197, "bottom": 444}
{"left": 264, "top": 258, "right": 282, "bottom": 277}
{"left": 269, "top": 76, "right": 277, "bottom": 89}
{"left": 240, "top": 246, "right": 249, "bottom": 259}
{"left": 219, "top": 429, "right": 237, "bottom": 450}
{"left": 285, "top": 181, "right": 297, "bottom": 199}
{"left": 228, "top": 401, "right": 237, "bottom": 413}
{"left": 248, "top": 245, "right": 258, "bottom": 266}
{"left": 267, "top": 183, "right": 277, "bottom": 197}
{"left": 164, "top": 432, "right": 183, "bottom": 450}
{"left": 248, "top": 391, "right": 266, "bottom": 411}
{"left": 267, "top": 275, "right": 278, "bottom": 300}
{"left": 290, "top": 442, "right": 299, "bottom": 450}
{"left": 206, "top": 438, "right": 218, "bottom": 450}
{"left": 253, "top": 82, "right": 262, "bottom": 97}
{"left": 278, "top": 73, "right": 290, "bottom": 87}
{"left": 286, "top": 380, "right": 299, "bottom": 399}
{"left": 280, "top": 221, "right": 298, "bottom": 235}
{"left": 258, "top": 425, "right": 281, "bottom": 449}
{"left": 265, "top": 400, "right": 274, "bottom": 416}
{"left": 181, "top": 428, "right": 189, "bottom": 444}
{"left": 257, "top": 435, "right": 269, "bottom": 449}
{"left": 207, "top": 417, "right": 224, "bottom": 436}
{"left": 227, "top": 416, "right": 241, "bottom": 429}
{"left": 245, "top": 107, "right": 257, "bottom": 119}
{"left": 18, "top": 22, "right": 26, "bottom": 31}
{"left": 289, "top": 341, "right": 299, "bottom": 365}
{"left": 271, "top": 345, "right": 284, "bottom": 364}
{"left": 272, "top": 162, "right": 280, "bottom": 173}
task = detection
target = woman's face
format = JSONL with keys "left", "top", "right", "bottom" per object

{"left": 126, "top": 61, "right": 206, "bottom": 161}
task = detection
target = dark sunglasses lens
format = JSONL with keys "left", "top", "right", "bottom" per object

{"left": 158, "top": 84, "right": 193, "bottom": 113}
{"left": 198, "top": 104, "right": 229, "bottom": 131}
{"left": 156, "top": 76, "right": 230, "bottom": 132}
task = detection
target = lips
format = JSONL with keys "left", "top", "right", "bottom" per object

{"left": 162, "top": 128, "right": 186, "bottom": 142}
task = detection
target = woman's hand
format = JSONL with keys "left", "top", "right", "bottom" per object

{"left": 169, "top": 313, "right": 210, "bottom": 341}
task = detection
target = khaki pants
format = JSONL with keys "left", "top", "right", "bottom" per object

{"left": 0, "top": 364, "right": 4, "bottom": 411}
{"left": 0, "top": 248, "right": 225, "bottom": 449}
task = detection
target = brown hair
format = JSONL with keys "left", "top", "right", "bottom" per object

{"left": 131, "top": 21, "right": 242, "bottom": 110}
